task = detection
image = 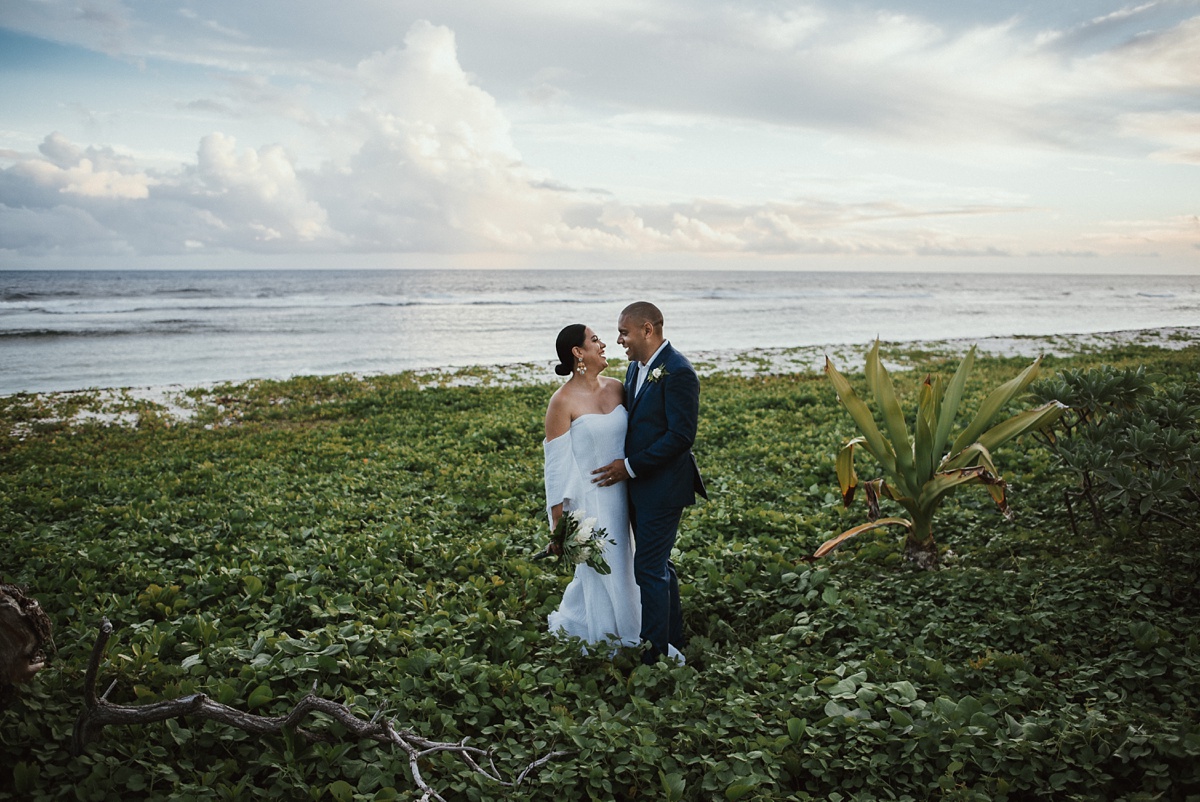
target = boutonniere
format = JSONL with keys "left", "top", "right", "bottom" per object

{"left": 646, "top": 366, "right": 668, "bottom": 384}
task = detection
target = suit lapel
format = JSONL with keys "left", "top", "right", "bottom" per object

{"left": 628, "top": 345, "right": 672, "bottom": 413}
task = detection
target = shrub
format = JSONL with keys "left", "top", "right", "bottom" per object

{"left": 1029, "top": 365, "right": 1200, "bottom": 534}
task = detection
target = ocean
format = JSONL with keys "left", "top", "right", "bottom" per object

{"left": 2, "top": 268, "right": 1199, "bottom": 394}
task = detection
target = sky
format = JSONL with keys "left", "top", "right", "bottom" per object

{"left": 0, "top": 1, "right": 1198, "bottom": 273}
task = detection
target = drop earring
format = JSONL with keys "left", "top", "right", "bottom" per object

{"left": 576, "top": 357, "right": 587, "bottom": 375}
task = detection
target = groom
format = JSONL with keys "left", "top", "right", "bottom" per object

{"left": 594, "top": 301, "right": 706, "bottom": 664}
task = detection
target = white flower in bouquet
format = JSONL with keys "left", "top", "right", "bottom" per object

{"left": 539, "top": 508, "right": 616, "bottom": 575}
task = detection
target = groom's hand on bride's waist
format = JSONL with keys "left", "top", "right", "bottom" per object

{"left": 592, "top": 459, "right": 630, "bottom": 487}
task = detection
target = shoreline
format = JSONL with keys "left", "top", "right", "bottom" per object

{"left": 4, "top": 325, "right": 1197, "bottom": 437}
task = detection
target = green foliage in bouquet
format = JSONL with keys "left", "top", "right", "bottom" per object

{"left": 821, "top": 341, "right": 1065, "bottom": 568}
{"left": 541, "top": 509, "right": 615, "bottom": 575}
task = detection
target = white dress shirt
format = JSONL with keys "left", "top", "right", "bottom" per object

{"left": 634, "top": 340, "right": 669, "bottom": 396}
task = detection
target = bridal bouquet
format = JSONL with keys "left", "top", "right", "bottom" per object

{"left": 536, "top": 509, "right": 615, "bottom": 575}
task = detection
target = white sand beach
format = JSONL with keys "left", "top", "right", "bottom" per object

{"left": 4, "top": 326, "right": 1196, "bottom": 440}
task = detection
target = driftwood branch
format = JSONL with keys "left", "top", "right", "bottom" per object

{"left": 74, "top": 618, "right": 569, "bottom": 801}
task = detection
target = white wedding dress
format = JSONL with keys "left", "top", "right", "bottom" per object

{"left": 543, "top": 407, "right": 642, "bottom": 647}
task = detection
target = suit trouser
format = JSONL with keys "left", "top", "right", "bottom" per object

{"left": 630, "top": 501, "right": 685, "bottom": 661}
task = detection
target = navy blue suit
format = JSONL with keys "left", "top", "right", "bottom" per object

{"left": 624, "top": 342, "right": 706, "bottom": 661}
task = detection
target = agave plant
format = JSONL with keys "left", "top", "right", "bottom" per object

{"left": 818, "top": 342, "right": 1065, "bottom": 569}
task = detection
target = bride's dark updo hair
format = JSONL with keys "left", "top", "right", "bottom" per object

{"left": 554, "top": 324, "right": 587, "bottom": 376}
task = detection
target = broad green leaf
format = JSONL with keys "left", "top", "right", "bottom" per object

{"left": 787, "top": 717, "right": 806, "bottom": 743}
{"left": 934, "top": 346, "right": 976, "bottom": 459}
{"left": 814, "top": 517, "right": 912, "bottom": 558}
{"left": 867, "top": 341, "right": 918, "bottom": 494}
{"left": 246, "top": 684, "right": 273, "bottom": 710}
{"left": 826, "top": 356, "right": 897, "bottom": 477}
{"left": 889, "top": 681, "right": 918, "bottom": 703}
{"left": 825, "top": 678, "right": 857, "bottom": 696}
{"left": 12, "top": 762, "right": 38, "bottom": 795}
{"left": 358, "top": 765, "right": 385, "bottom": 794}
{"left": 877, "top": 481, "right": 919, "bottom": 520}
{"left": 726, "top": 783, "right": 757, "bottom": 801}
{"left": 327, "top": 781, "right": 354, "bottom": 802}
{"left": 823, "top": 699, "right": 852, "bottom": 718}
{"left": 216, "top": 682, "right": 237, "bottom": 705}
{"left": 835, "top": 437, "right": 866, "bottom": 506}
{"left": 916, "top": 467, "right": 1006, "bottom": 513}
{"left": 975, "top": 401, "right": 1067, "bottom": 453}
{"left": 925, "top": 373, "right": 944, "bottom": 451}
{"left": 950, "top": 354, "right": 1043, "bottom": 456}
{"left": 914, "top": 376, "right": 937, "bottom": 480}
{"left": 659, "top": 771, "right": 686, "bottom": 800}
{"left": 940, "top": 442, "right": 997, "bottom": 473}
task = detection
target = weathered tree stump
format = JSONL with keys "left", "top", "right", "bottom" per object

{"left": 0, "top": 583, "right": 54, "bottom": 709}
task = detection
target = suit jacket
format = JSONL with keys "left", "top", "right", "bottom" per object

{"left": 624, "top": 342, "right": 707, "bottom": 510}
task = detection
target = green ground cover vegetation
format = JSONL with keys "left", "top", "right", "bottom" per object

{"left": 2, "top": 342, "right": 1199, "bottom": 801}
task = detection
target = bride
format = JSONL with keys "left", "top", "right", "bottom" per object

{"left": 542, "top": 324, "right": 641, "bottom": 647}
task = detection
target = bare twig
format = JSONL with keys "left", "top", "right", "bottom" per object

{"left": 1063, "top": 488, "right": 1079, "bottom": 538}
{"left": 73, "top": 619, "right": 570, "bottom": 799}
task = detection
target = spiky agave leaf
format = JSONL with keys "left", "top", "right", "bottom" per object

{"left": 934, "top": 346, "right": 976, "bottom": 459}
{"left": 914, "top": 375, "right": 938, "bottom": 481}
{"left": 976, "top": 400, "right": 1067, "bottom": 453}
{"left": 813, "top": 517, "right": 912, "bottom": 559}
{"left": 836, "top": 437, "right": 868, "bottom": 506}
{"left": 864, "top": 478, "right": 883, "bottom": 520}
{"left": 940, "top": 442, "right": 999, "bottom": 474}
{"left": 866, "top": 341, "right": 919, "bottom": 495}
{"left": 916, "top": 466, "right": 1010, "bottom": 519}
{"left": 949, "top": 355, "right": 1044, "bottom": 457}
{"left": 877, "top": 477, "right": 919, "bottom": 521}
{"left": 942, "top": 401, "right": 1066, "bottom": 471}
{"left": 826, "top": 357, "right": 898, "bottom": 478}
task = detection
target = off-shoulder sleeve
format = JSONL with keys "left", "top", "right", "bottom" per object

{"left": 543, "top": 431, "right": 585, "bottom": 527}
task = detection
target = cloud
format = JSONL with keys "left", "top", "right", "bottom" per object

{"left": 7, "top": 2, "right": 1198, "bottom": 156}
{"left": 1, "top": 0, "right": 135, "bottom": 57}
{"left": 0, "top": 202, "right": 129, "bottom": 255}
{"left": 4, "top": 132, "right": 153, "bottom": 200}
{"left": 494, "top": 4, "right": 1200, "bottom": 160}
{"left": 183, "top": 132, "right": 333, "bottom": 244}
{"left": 1085, "top": 214, "right": 1200, "bottom": 255}
{"left": 309, "top": 21, "right": 563, "bottom": 251}
{"left": 177, "top": 7, "right": 247, "bottom": 41}
{"left": 0, "top": 23, "right": 580, "bottom": 256}
{"left": 2, "top": 12, "right": 1196, "bottom": 267}
{"left": 1117, "top": 110, "right": 1200, "bottom": 164}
